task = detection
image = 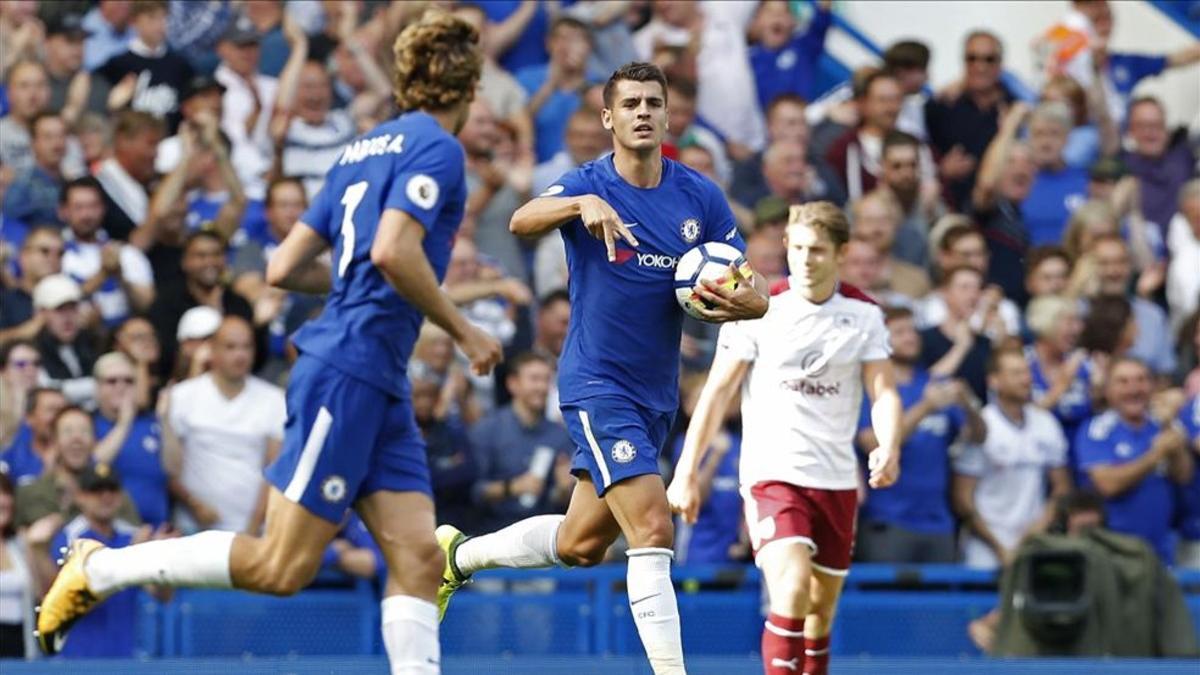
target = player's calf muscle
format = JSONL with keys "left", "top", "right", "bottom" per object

{"left": 230, "top": 535, "right": 324, "bottom": 596}
{"left": 556, "top": 532, "right": 611, "bottom": 567}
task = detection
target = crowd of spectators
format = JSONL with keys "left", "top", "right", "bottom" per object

{"left": 1, "top": 0, "right": 1199, "bottom": 660}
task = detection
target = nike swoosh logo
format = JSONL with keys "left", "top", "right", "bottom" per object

{"left": 630, "top": 593, "right": 661, "bottom": 606}
{"left": 624, "top": 222, "right": 639, "bottom": 228}
{"left": 770, "top": 657, "right": 799, "bottom": 670}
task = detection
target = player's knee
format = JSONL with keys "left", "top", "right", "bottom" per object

{"left": 764, "top": 556, "right": 812, "bottom": 606}
{"left": 622, "top": 514, "right": 674, "bottom": 551}
{"left": 771, "top": 574, "right": 810, "bottom": 608}
{"left": 413, "top": 540, "right": 445, "bottom": 586}
{"left": 381, "top": 537, "right": 444, "bottom": 588}
{"left": 263, "top": 554, "right": 323, "bottom": 596}
{"left": 244, "top": 541, "right": 323, "bottom": 596}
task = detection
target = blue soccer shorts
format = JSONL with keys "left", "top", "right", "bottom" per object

{"left": 562, "top": 396, "right": 674, "bottom": 496}
{"left": 265, "top": 353, "right": 431, "bottom": 524}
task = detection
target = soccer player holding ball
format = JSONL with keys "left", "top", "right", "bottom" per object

{"left": 668, "top": 203, "right": 903, "bottom": 675}
{"left": 437, "top": 62, "right": 769, "bottom": 674}
{"left": 36, "top": 12, "right": 502, "bottom": 672}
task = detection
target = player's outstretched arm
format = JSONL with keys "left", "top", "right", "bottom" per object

{"left": 668, "top": 351, "right": 751, "bottom": 524}
{"left": 511, "top": 194, "right": 638, "bottom": 262}
{"left": 863, "top": 359, "right": 902, "bottom": 489}
{"left": 373, "top": 209, "right": 502, "bottom": 376}
{"left": 267, "top": 222, "right": 333, "bottom": 295}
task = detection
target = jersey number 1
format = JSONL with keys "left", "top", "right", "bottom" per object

{"left": 338, "top": 181, "right": 369, "bottom": 278}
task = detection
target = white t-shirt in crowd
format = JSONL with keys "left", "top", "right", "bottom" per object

{"left": 61, "top": 234, "right": 154, "bottom": 324}
{"left": 954, "top": 403, "right": 1067, "bottom": 569}
{"left": 718, "top": 285, "right": 891, "bottom": 491}
{"left": 169, "top": 373, "right": 286, "bottom": 532}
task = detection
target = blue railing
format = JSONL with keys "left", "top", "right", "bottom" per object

{"left": 95, "top": 564, "right": 1200, "bottom": 659}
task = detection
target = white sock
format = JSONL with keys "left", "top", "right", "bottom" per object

{"left": 454, "top": 514, "right": 565, "bottom": 577}
{"left": 627, "top": 547, "right": 686, "bottom": 675}
{"left": 381, "top": 595, "right": 440, "bottom": 674}
{"left": 84, "top": 530, "right": 235, "bottom": 596}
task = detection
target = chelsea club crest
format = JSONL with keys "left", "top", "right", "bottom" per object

{"left": 680, "top": 218, "right": 700, "bottom": 243}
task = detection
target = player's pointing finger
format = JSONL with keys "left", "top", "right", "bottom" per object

{"left": 604, "top": 226, "right": 617, "bottom": 262}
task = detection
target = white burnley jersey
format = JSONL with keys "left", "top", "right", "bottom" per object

{"left": 718, "top": 284, "right": 891, "bottom": 490}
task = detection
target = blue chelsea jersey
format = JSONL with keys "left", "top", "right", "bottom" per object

{"left": 290, "top": 112, "right": 467, "bottom": 399}
{"left": 1075, "top": 410, "right": 1175, "bottom": 560}
{"left": 549, "top": 155, "right": 744, "bottom": 413}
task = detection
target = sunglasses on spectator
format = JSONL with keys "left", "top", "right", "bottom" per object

{"left": 966, "top": 53, "right": 1000, "bottom": 65}
{"left": 9, "top": 359, "right": 41, "bottom": 369}
{"left": 100, "top": 376, "right": 136, "bottom": 385}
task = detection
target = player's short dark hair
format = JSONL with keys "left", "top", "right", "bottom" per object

{"left": 939, "top": 222, "right": 984, "bottom": 253}
{"left": 539, "top": 289, "right": 570, "bottom": 311}
{"left": 59, "top": 175, "right": 104, "bottom": 205}
{"left": 507, "top": 351, "right": 552, "bottom": 378}
{"left": 882, "top": 305, "right": 914, "bottom": 323}
{"left": 938, "top": 263, "right": 983, "bottom": 288}
{"left": 392, "top": 9, "right": 482, "bottom": 113}
{"left": 766, "top": 93, "right": 807, "bottom": 119}
{"left": 265, "top": 176, "right": 307, "bottom": 209}
{"left": 603, "top": 62, "right": 669, "bottom": 109}
{"left": 883, "top": 40, "right": 930, "bottom": 70}
{"left": 1025, "top": 245, "right": 1070, "bottom": 278}
{"left": 986, "top": 344, "right": 1025, "bottom": 375}
{"left": 787, "top": 201, "right": 850, "bottom": 249}
{"left": 549, "top": 15, "right": 591, "bottom": 43}
{"left": 882, "top": 130, "right": 920, "bottom": 158}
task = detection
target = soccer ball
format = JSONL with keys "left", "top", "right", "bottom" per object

{"left": 673, "top": 242, "right": 753, "bottom": 320}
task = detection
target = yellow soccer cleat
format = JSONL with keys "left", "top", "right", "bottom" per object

{"left": 434, "top": 524, "right": 471, "bottom": 621}
{"left": 35, "top": 538, "right": 107, "bottom": 655}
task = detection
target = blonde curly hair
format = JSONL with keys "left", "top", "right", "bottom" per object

{"left": 392, "top": 10, "right": 482, "bottom": 113}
